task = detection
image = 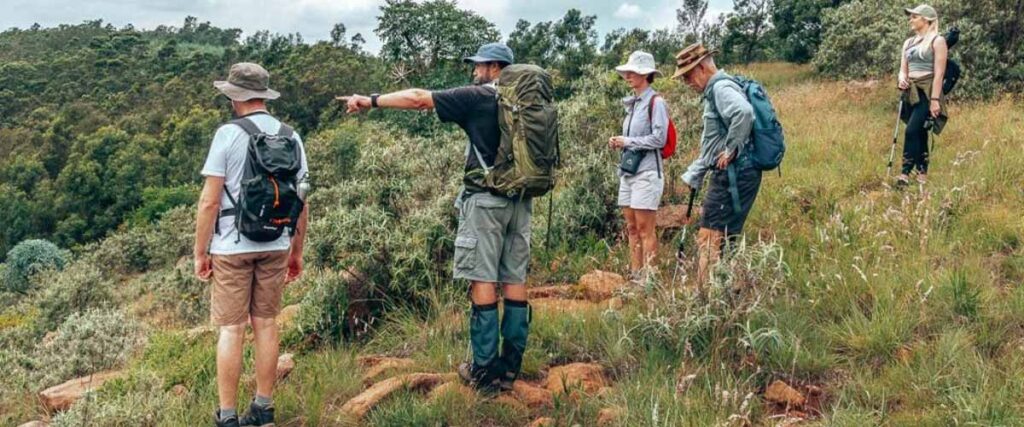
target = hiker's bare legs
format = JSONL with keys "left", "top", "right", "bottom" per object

{"left": 634, "top": 209, "right": 659, "bottom": 270}
{"left": 623, "top": 208, "right": 643, "bottom": 272}
{"left": 251, "top": 316, "right": 279, "bottom": 398}
{"left": 502, "top": 283, "right": 527, "bottom": 301}
{"left": 216, "top": 323, "right": 246, "bottom": 409}
{"left": 695, "top": 228, "right": 724, "bottom": 287}
{"left": 470, "top": 281, "right": 499, "bottom": 305}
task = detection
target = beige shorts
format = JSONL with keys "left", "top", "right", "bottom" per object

{"left": 210, "top": 250, "right": 289, "bottom": 326}
{"left": 618, "top": 170, "right": 664, "bottom": 211}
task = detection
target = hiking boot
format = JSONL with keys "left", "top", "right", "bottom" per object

{"left": 239, "top": 400, "right": 274, "bottom": 427}
{"left": 214, "top": 410, "right": 240, "bottom": 427}
{"left": 894, "top": 175, "right": 910, "bottom": 189}
{"left": 497, "top": 371, "right": 517, "bottom": 392}
{"left": 458, "top": 362, "right": 498, "bottom": 392}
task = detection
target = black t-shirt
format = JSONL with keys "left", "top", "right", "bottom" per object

{"left": 432, "top": 85, "right": 499, "bottom": 193}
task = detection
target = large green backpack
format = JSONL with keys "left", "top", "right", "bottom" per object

{"left": 471, "top": 64, "right": 560, "bottom": 199}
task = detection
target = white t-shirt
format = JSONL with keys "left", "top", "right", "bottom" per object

{"left": 201, "top": 113, "right": 309, "bottom": 255}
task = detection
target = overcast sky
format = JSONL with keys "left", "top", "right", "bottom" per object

{"left": 1, "top": 0, "right": 733, "bottom": 53}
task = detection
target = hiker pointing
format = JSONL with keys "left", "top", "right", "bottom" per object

{"left": 341, "top": 42, "right": 559, "bottom": 393}
{"left": 196, "top": 62, "right": 310, "bottom": 427}
{"left": 674, "top": 44, "right": 767, "bottom": 287}
{"left": 610, "top": 51, "right": 671, "bottom": 280}
{"left": 896, "top": 4, "right": 949, "bottom": 187}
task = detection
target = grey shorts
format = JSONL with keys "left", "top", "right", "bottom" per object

{"left": 617, "top": 170, "right": 664, "bottom": 211}
{"left": 454, "top": 192, "right": 533, "bottom": 284}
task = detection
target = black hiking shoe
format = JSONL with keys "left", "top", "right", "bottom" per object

{"left": 239, "top": 400, "right": 275, "bottom": 427}
{"left": 498, "top": 371, "right": 517, "bottom": 392}
{"left": 458, "top": 362, "right": 499, "bottom": 392}
{"left": 214, "top": 410, "right": 240, "bottom": 427}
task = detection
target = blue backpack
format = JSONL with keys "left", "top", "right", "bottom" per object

{"left": 707, "top": 75, "right": 785, "bottom": 172}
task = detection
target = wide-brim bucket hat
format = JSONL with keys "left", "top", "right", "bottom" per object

{"left": 214, "top": 62, "right": 281, "bottom": 101}
{"left": 615, "top": 50, "right": 662, "bottom": 76}
{"left": 672, "top": 43, "right": 717, "bottom": 79}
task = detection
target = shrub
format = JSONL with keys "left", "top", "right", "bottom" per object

{"left": 37, "top": 309, "right": 146, "bottom": 388}
{"left": 126, "top": 184, "right": 198, "bottom": 227}
{"left": 143, "top": 258, "right": 209, "bottom": 326}
{"left": 3, "top": 239, "right": 66, "bottom": 294}
{"left": 285, "top": 268, "right": 354, "bottom": 347}
{"left": 34, "top": 262, "right": 114, "bottom": 331}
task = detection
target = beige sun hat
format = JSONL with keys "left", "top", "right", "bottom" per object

{"left": 615, "top": 51, "right": 662, "bottom": 76}
{"left": 213, "top": 62, "right": 281, "bottom": 101}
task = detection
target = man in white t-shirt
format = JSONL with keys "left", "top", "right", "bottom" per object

{"left": 194, "top": 62, "right": 309, "bottom": 427}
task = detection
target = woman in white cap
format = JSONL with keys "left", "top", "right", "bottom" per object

{"left": 608, "top": 51, "right": 670, "bottom": 278}
{"left": 897, "top": 4, "right": 947, "bottom": 186}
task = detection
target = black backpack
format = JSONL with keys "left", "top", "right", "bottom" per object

{"left": 217, "top": 116, "right": 305, "bottom": 243}
{"left": 943, "top": 27, "right": 961, "bottom": 94}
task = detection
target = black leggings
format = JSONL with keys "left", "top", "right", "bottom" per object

{"left": 902, "top": 88, "right": 930, "bottom": 175}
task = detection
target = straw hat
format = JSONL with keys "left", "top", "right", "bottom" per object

{"left": 672, "top": 43, "right": 717, "bottom": 80}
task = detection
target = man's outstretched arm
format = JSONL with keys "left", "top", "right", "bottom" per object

{"left": 338, "top": 89, "right": 434, "bottom": 113}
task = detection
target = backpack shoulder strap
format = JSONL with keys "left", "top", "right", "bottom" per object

{"left": 230, "top": 117, "right": 263, "bottom": 137}
{"left": 277, "top": 123, "right": 294, "bottom": 138}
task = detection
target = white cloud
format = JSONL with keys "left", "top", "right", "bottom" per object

{"left": 613, "top": 3, "right": 643, "bottom": 20}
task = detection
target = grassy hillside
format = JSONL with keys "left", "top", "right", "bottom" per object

{"left": 2, "top": 63, "right": 1023, "bottom": 426}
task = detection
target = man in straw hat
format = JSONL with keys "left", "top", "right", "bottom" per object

{"left": 196, "top": 62, "right": 310, "bottom": 427}
{"left": 673, "top": 44, "right": 761, "bottom": 287}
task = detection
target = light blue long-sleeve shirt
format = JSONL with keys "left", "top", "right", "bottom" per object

{"left": 681, "top": 71, "right": 755, "bottom": 190}
{"left": 618, "top": 86, "right": 669, "bottom": 177}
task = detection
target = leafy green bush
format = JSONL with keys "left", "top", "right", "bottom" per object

{"left": 141, "top": 258, "right": 209, "bottom": 326}
{"left": 127, "top": 184, "right": 198, "bottom": 227}
{"left": 2, "top": 239, "right": 66, "bottom": 294}
{"left": 285, "top": 269, "right": 354, "bottom": 347}
{"left": 37, "top": 309, "right": 145, "bottom": 388}
{"left": 34, "top": 262, "right": 114, "bottom": 331}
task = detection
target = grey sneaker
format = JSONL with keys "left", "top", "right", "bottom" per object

{"left": 239, "top": 400, "right": 274, "bottom": 427}
{"left": 214, "top": 411, "right": 240, "bottom": 427}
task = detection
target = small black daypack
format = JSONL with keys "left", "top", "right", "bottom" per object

{"left": 217, "top": 116, "right": 304, "bottom": 243}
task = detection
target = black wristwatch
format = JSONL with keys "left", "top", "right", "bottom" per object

{"left": 370, "top": 93, "right": 380, "bottom": 108}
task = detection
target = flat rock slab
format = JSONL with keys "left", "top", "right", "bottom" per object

{"left": 18, "top": 421, "right": 49, "bottom": 427}
{"left": 339, "top": 372, "right": 456, "bottom": 419}
{"left": 527, "top": 285, "right": 575, "bottom": 299}
{"left": 40, "top": 370, "right": 123, "bottom": 412}
{"left": 427, "top": 381, "right": 475, "bottom": 402}
{"left": 765, "top": 380, "right": 806, "bottom": 408}
{"left": 528, "top": 417, "right": 555, "bottom": 427}
{"left": 545, "top": 363, "right": 608, "bottom": 395}
{"left": 657, "top": 204, "right": 691, "bottom": 229}
{"left": 362, "top": 358, "right": 416, "bottom": 386}
{"left": 579, "top": 270, "right": 627, "bottom": 302}
{"left": 512, "top": 380, "right": 554, "bottom": 409}
{"left": 531, "top": 298, "right": 601, "bottom": 314}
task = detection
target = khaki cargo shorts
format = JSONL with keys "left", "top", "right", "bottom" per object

{"left": 210, "top": 250, "right": 289, "bottom": 326}
{"left": 454, "top": 192, "right": 532, "bottom": 284}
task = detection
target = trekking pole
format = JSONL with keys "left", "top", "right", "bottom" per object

{"left": 673, "top": 188, "right": 699, "bottom": 285}
{"left": 545, "top": 192, "right": 554, "bottom": 252}
{"left": 886, "top": 95, "right": 904, "bottom": 176}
